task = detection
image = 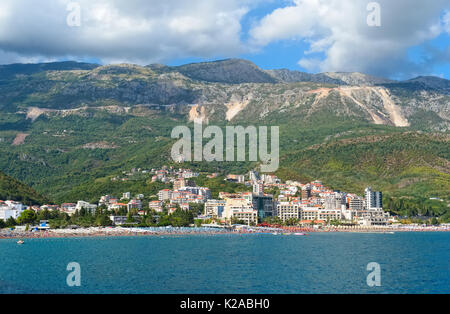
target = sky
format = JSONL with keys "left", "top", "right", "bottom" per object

{"left": 0, "top": 0, "right": 449, "bottom": 80}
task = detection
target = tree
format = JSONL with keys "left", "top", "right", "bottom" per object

{"left": 37, "top": 209, "right": 51, "bottom": 221}
{"left": 96, "top": 215, "right": 113, "bottom": 227}
{"left": 0, "top": 219, "right": 6, "bottom": 229}
{"left": 430, "top": 217, "right": 439, "bottom": 226}
{"left": 169, "top": 209, "right": 194, "bottom": 227}
{"left": 144, "top": 212, "right": 156, "bottom": 226}
{"left": 6, "top": 217, "right": 16, "bottom": 227}
{"left": 284, "top": 218, "right": 299, "bottom": 226}
{"left": 263, "top": 216, "right": 282, "bottom": 225}
{"left": 118, "top": 207, "right": 128, "bottom": 216}
{"left": 158, "top": 214, "right": 171, "bottom": 226}
{"left": 189, "top": 203, "right": 204, "bottom": 216}
{"left": 79, "top": 207, "right": 87, "bottom": 217}
{"left": 126, "top": 212, "right": 135, "bottom": 223}
{"left": 49, "top": 216, "right": 69, "bottom": 229}
{"left": 231, "top": 217, "right": 246, "bottom": 225}
{"left": 330, "top": 220, "right": 341, "bottom": 226}
{"left": 17, "top": 210, "right": 37, "bottom": 225}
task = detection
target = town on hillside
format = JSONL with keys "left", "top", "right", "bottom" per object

{"left": 0, "top": 165, "right": 421, "bottom": 231}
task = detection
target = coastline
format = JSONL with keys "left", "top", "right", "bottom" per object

{"left": 1, "top": 225, "right": 449, "bottom": 240}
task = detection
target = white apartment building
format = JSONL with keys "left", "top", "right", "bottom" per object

{"left": 127, "top": 199, "right": 142, "bottom": 212}
{"left": 204, "top": 200, "right": 226, "bottom": 218}
{"left": 341, "top": 208, "right": 357, "bottom": 221}
{"left": 317, "top": 209, "right": 343, "bottom": 221}
{"left": 99, "top": 195, "right": 111, "bottom": 205}
{"left": 158, "top": 189, "right": 172, "bottom": 201}
{"left": 61, "top": 203, "right": 77, "bottom": 215}
{"left": 148, "top": 201, "right": 164, "bottom": 212}
{"left": 349, "top": 197, "right": 365, "bottom": 211}
{"left": 0, "top": 208, "right": 21, "bottom": 220}
{"left": 4, "top": 201, "right": 23, "bottom": 212}
{"left": 261, "top": 174, "right": 280, "bottom": 184}
{"left": 232, "top": 211, "right": 258, "bottom": 226}
{"left": 278, "top": 204, "right": 343, "bottom": 222}
{"left": 365, "top": 187, "right": 383, "bottom": 210}
{"left": 358, "top": 216, "right": 390, "bottom": 226}
{"left": 227, "top": 174, "right": 245, "bottom": 183}
{"left": 0, "top": 201, "right": 24, "bottom": 221}
{"left": 179, "top": 187, "right": 211, "bottom": 200}
{"left": 323, "top": 193, "right": 346, "bottom": 210}
{"left": 300, "top": 207, "right": 319, "bottom": 221}
{"left": 75, "top": 201, "right": 97, "bottom": 214}
{"left": 122, "top": 192, "right": 131, "bottom": 200}
{"left": 249, "top": 171, "right": 259, "bottom": 182}
{"left": 277, "top": 202, "right": 300, "bottom": 222}
{"left": 108, "top": 202, "right": 128, "bottom": 211}
{"left": 223, "top": 198, "right": 258, "bottom": 225}
{"left": 253, "top": 182, "right": 264, "bottom": 196}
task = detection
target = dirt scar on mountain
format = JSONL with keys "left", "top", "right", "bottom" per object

{"left": 373, "top": 87, "right": 410, "bottom": 127}
{"left": 225, "top": 98, "right": 252, "bottom": 121}
{"left": 189, "top": 105, "right": 208, "bottom": 122}
{"left": 12, "top": 133, "right": 29, "bottom": 146}
{"left": 308, "top": 86, "right": 410, "bottom": 127}
{"left": 26, "top": 107, "right": 48, "bottom": 122}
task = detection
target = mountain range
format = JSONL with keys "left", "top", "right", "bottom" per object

{"left": 0, "top": 58, "right": 448, "bottom": 219}
{"left": 1, "top": 58, "right": 448, "bottom": 130}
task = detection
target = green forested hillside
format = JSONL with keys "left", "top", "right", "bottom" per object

{"left": 279, "top": 132, "right": 449, "bottom": 197}
{"left": 1, "top": 111, "right": 448, "bottom": 211}
{"left": 0, "top": 171, "right": 49, "bottom": 205}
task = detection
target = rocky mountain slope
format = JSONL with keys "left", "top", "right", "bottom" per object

{"left": 0, "top": 59, "right": 448, "bottom": 131}
{"left": 0, "top": 61, "right": 99, "bottom": 80}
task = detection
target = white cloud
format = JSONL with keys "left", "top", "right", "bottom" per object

{"left": 0, "top": 0, "right": 255, "bottom": 65}
{"left": 0, "top": 50, "right": 56, "bottom": 64}
{"left": 250, "top": 0, "right": 450, "bottom": 78}
{"left": 0, "top": 0, "right": 448, "bottom": 78}
{"left": 444, "top": 10, "right": 450, "bottom": 33}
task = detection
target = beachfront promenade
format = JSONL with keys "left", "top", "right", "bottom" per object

{"left": 280, "top": 224, "right": 450, "bottom": 233}
{"left": 0, "top": 226, "right": 282, "bottom": 239}
{"left": 1, "top": 224, "right": 449, "bottom": 240}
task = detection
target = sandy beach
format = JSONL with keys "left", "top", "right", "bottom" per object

{"left": 0, "top": 226, "right": 270, "bottom": 240}
{"left": 1, "top": 225, "right": 449, "bottom": 240}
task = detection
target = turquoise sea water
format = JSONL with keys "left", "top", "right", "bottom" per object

{"left": 0, "top": 232, "right": 448, "bottom": 294}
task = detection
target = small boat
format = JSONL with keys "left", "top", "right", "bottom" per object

{"left": 294, "top": 233, "right": 307, "bottom": 236}
{"left": 17, "top": 240, "right": 25, "bottom": 245}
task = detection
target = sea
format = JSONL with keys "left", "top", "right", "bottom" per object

{"left": 0, "top": 232, "right": 448, "bottom": 294}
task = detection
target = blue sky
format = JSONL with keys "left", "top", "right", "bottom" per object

{"left": 0, "top": 0, "right": 448, "bottom": 80}
{"left": 168, "top": 1, "right": 450, "bottom": 80}
{"left": 405, "top": 33, "right": 450, "bottom": 79}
